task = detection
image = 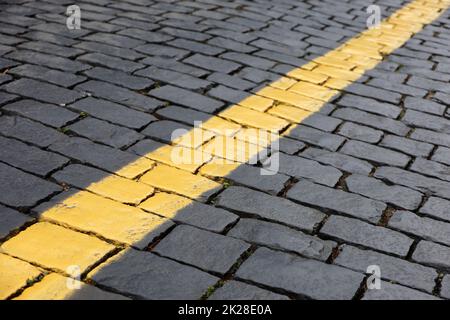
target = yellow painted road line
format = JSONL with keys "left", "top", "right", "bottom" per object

{"left": 1, "top": 0, "right": 449, "bottom": 299}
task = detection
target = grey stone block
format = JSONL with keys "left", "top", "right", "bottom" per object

{"left": 236, "top": 247, "right": 363, "bottom": 300}
{"left": 217, "top": 186, "right": 325, "bottom": 231}
{"left": 209, "top": 281, "right": 288, "bottom": 300}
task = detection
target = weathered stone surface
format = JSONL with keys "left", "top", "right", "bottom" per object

{"left": 277, "top": 153, "right": 342, "bottom": 187}
{"left": 88, "top": 248, "right": 218, "bottom": 299}
{"left": 338, "top": 122, "right": 383, "bottom": 143}
{"left": 335, "top": 245, "right": 436, "bottom": 292}
{"left": 68, "top": 97, "right": 156, "bottom": 129}
{"left": 410, "top": 158, "right": 450, "bottom": 182}
{"left": 412, "top": 240, "right": 450, "bottom": 270}
{"left": 154, "top": 225, "right": 249, "bottom": 274}
{"left": 149, "top": 85, "right": 224, "bottom": 113}
{"left": 337, "top": 94, "right": 401, "bottom": 118}
{"left": 236, "top": 247, "right": 363, "bottom": 300}
{"left": 287, "top": 125, "right": 345, "bottom": 151}
{"left": 389, "top": 210, "right": 450, "bottom": 246}
{"left": 374, "top": 167, "right": 450, "bottom": 200}
{"left": 321, "top": 215, "right": 413, "bottom": 257}
{"left": 0, "top": 205, "right": 32, "bottom": 239}
{"left": 4, "top": 78, "right": 84, "bottom": 105}
{"left": 288, "top": 180, "right": 385, "bottom": 223}
{"left": 380, "top": 135, "right": 433, "bottom": 158}
{"left": 439, "top": 276, "right": 450, "bottom": 299}
{"left": 217, "top": 186, "right": 325, "bottom": 231}
{"left": 345, "top": 175, "right": 423, "bottom": 210}
{"left": 209, "top": 281, "right": 289, "bottom": 300}
{"left": 0, "top": 162, "right": 61, "bottom": 208}
{"left": 363, "top": 282, "right": 439, "bottom": 300}
{"left": 340, "top": 140, "right": 410, "bottom": 167}
{"left": 300, "top": 147, "right": 373, "bottom": 175}
{"left": 420, "top": 197, "right": 450, "bottom": 222}
{"left": 228, "top": 219, "right": 335, "bottom": 261}
{"left": 67, "top": 117, "right": 143, "bottom": 148}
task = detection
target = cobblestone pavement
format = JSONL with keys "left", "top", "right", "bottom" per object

{"left": 1, "top": 0, "right": 450, "bottom": 300}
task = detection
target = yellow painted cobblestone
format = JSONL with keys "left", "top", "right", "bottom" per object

{"left": 0, "top": 254, "right": 42, "bottom": 299}
{"left": 1, "top": 222, "right": 114, "bottom": 273}
{"left": 39, "top": 191, "right": 170, "bottom": 247}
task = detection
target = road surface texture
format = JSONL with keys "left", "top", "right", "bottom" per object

{"left": 1, "top": 0, "right": 450, "bottom": 300}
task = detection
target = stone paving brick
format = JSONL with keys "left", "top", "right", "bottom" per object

{"left": 321, "top": 215, "right": 413, "bottom": 257}
{"left": 67, "top": 117, "right": 143, "bottom": 149}
{"left": 408, "top": 76, "right": 450, "bottom": 95}
{"left": 346, "top": 175, "right": 423, "bottom": 210}
{"left": 149, "top": 85, "right": 223, "bottom": 114}
{"left": 16, "top": 273, "right": 129, "bottom": 300}
{"left": 154, "top": 225, "right": 249, "bottom": 274}
{"left": 76, "top": 80, "right": 163, "bottom": 112}
{"left": 220, "top": 105, "right": 289, "bottom": 131}
{"left": 183, "top": 53, "right": 241, "bottom": 73}
{"left": 68, "top": 97, "right": 156, "bottom": 129}
{"left": 74, "top": 41, "right": 144, "bottom": 60}
{"left": 288, "top": 180, "right": 385, "bottom": 223}
{"left": 300, "top": 113, "right": 342, "bottom": 132}
{"left": 0, "top": 162, "right": 61, "bottom": 208}
{"left": 0, "top": 116, "right": 65, "bottom": 147}
{"left": 18, "top": 41, "right": 84, "bottom": 58}
{"left": 169, "top": 38, "right": 224, "bottom": 55}
{"left": 287, "top": 125, "right": 346, "bottom": 151}
{"left": 236, "top": 247, "right": 363, "bottom": 300}
{"left": 338, "top": 122, "right": 383, "bottom": 143}
{"left": 363, "top": 282, "right": 438, "bottom": 300}
{"left": 375, "top": 166, "right": 450, "bottom": 200}
{"left": 208, "top": 85, "right": 249, "bottom": 104}
{"left": 369, "top": 78, "right": 428, "bottom": 98}
{"left": 440, "top": 277, "right": 450, "bottom": 299}
{"left": 82, "top": 32, "right": 145, "bottom": 49}
{"left": 0, "top": 136, "right": 68, "bottom": 176}
{"left": 0, "top": 205, "right": 32, "bottom": 239}
{"left": 337, "top": 94, "right": 401, "bottom": 118}
{"left": 49, "top": 137, "right": 154, "bottom": 179}
{"left": 228, "top": 219, "right": 335, "bottom": 261}
{"left": 209, "top": 281, "right": 288, "bottom": 300}
{"left": 404, "top": 109, "right": 450, "bottom": 134}
{"left": 6, "top": 50, "right": 89, "bottom": 73}
{"left": 410, "top": 158, "right": 450, "bottom": 182}
{"left": 139, "top": 164, "right": 222, "bottom": 202}
{"left": 84, "top": 67, "right": 153, "bottom": 91}
{"left": 141, "top": 56, "right": 209, "bottom": 77}
{"left": 0, "top": 57, "right": 20, "bottom": 70}
{"left": 135, "top": 43, "right": 189, "bottom": 59}
{"left": 432, "top": 146, "right": 450, "bottom": 165}
{"left": 344, "top": 83, "right": 402, "bottom": 104}
{"left": 1, "top": 222, "right": 114, "bottom": 273}
{"left": 0, "top": 92, "right": 17, "bottom": 105}
{"left": 135, "top": 66, "right": 210, "bottom": 90}
{"left": 0, "top": 254, "right": 42, "bottom": 300}
{"left": 36, "top": 189, "right": 173, "bottom": 249}
{"left": 334, "top": 245, "right": 436, "bottom": 293}
{"left": 200, "top": 161, "right": 289, "bottom": 195}
{"left": 412, "top": 241, "right": 450, "bottom": 270}
{"left": 340, "top": 140, "right": 410, "bottom": 167}
{"left": 217, "top": 186, "right": 325, "bottom": 231}
{"left": 139, "top": 192, "right": 237, "bottom": 233}
{"left": 332, "top": 107, "right": 410, "bottom": 136}
{"left": 404, "top": 97, "right": 446, "bottom": 115}
{"left": 88, "top": 248, "right": 218, "bottom": 300}
{"left": 420, "top": 197, "right": 450, "bottom": 222}
{"left": 389, "top": 210, "right": 450, "bottom": 247}
{"left": 140, "top": 120, "right": 191, "bottom": 143}
{"left": 300, "top": 147, "right": 373, "bottom": 175}
{"left": 3, "top": 99, "right": 79, "bottom": 128}
{"left": 8, "top": 64, "right": 86, "bottom": 88}
{"left": 52, "top": 164, "right": 154, "bottom": 205}
{"left": 277, "top": 153, "right": 342, "bottom": 187}
{"left": 77, "top": 53, "right": 144, "bottom": 73}
{"left": 411, "top": 128, "right": 450, "bottom": 148}
{"left": 4, "top": 79, "right": 84, "bottom": 105}
{"left": 380, "top": 135, "right": 433, "bottom": 158}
